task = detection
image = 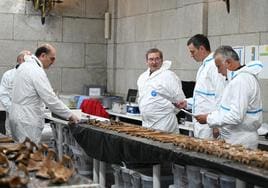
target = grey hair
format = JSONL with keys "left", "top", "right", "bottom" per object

{"left": 17, "top": 50, "right": 31, "bottom": 63}
{"left": 213, "top": 45, "right": 240, "bottom": 61}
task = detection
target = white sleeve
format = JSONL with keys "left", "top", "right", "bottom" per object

{"left": 0, "top": 74, "right": 11, "bottom": 112}
{"left": 207, "top": 110, "right": 223, "bottom": 127}
{"left": 207, "top": 79, "right": 249, "bottom": 127}
{"left": 32, "top": 70, "right": 72, "bottom": 119}
{"left": 166, "top": 72, "right": 185, "bottom": 102}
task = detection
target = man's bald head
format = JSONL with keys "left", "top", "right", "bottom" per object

{"left": 35, "top": 44, "right": 55, "bottom": 58}
{"left": 17, "top": 50, "right": 31, "bottom": 64}
{"left": 35, "top": 44, "right": 56, "bottom": 69}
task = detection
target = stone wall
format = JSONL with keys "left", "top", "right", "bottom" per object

{"left": 0, "top": 0, "right": 108, "bottom": 94}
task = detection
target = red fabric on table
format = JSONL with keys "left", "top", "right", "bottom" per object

{"left": 80, "top": 98, "right": 109, "bottom": 118}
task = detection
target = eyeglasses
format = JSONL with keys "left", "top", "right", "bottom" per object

{"left": 147, "top": 57, "right": 162, "bottom": 63}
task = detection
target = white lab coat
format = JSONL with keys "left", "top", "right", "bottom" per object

{"left": 9, "top": 55, "right": 72, "bottom": 144}
{"left": 137, "top": 61, "right": 185, "bottom": 132}
{"left": 207, "top": 61, "right": 263, "bottom": 149}
{"left": 187, "top": 53, "right": 226, "bottom": 139}
{"left": 0, "top": 68, "right": 16, "bottom": 136}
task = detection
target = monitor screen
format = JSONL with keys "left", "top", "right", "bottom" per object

{"left": 126, "top": 89, "right": 138, "bottom": 103}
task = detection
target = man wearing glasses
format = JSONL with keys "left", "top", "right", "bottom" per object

{"left": 9, "top": 44, "right": 79, "bottom": 144}
{"left": 137, "top": 48, "right": 185, "bottom": 132}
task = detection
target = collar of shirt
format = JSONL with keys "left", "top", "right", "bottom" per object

{"left": 32, "top": 55, "right": 43, "bottom": 68}
{"left": 202, "top": 52, "right": 214, "bottom": 67}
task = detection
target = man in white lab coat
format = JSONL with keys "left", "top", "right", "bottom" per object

{"left": 178, "top": 34, "right": 226, "bottom": 139}
{"left": 0, "top": 50, "right": 31, "bottom": 136}
{"left": 195, "top": 45, "right": 263, "bottom": 149}
{"left": 137, "top": 48, "right": 185, "bottom": 132}
{"left": 9, "top": 44, "right": 79, "bottom": 143}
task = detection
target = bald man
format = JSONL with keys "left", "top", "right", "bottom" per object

{"left": 0, "top": 50, "right": 31, "bottom": 135}
{"left": 9, "top": 44, "right": 79, "bottom": 143}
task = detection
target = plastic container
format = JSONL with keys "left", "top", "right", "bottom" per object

{"left": 220, "top": 175, "right": 236, "bottom": 188}
{"left": 186, "top": 165, "right": 202, "bottom": 188}
{"left": 50, "top": 122, "right": 58, "bottom": 139}
{"left": 113, "top": 164, "right": 172, "bottom": 188}
{"left": 112, "top": 166, "right": 140, "bottom": 188}
{"left": 140, "top": 173, "right": 153, "bottom": 188}
{"left": 112, "top": 163, "right": 173, "bottom": 188}
{"left": 41, "top": 123, "right": 53, "bottom": 144}
{"left": 72, "top": 153, "right": 93, "bottom": 176}
{"left": 236, "top": 179, "right": 246, "bottom": 188}
{"left": 62, "top": 126, "right": 70, "bottom": 144}
{"left": 130, "top": 171, "right": 141, "bottom": 188}
{"left": 121, "top": 167, "right": 132, "bottom": 188}
{"left": 102, "top": 96, "right": 124, "bottom": 109}
{"left": 61, "top": 125, "right": 79, "bottom": 150}
{"left": 59, "top": 94, "right": 77, "bottom": 108}
{"left": 203, "top": 171, "right": 219, "bottom": 188}
{"left": 172, "top": 164, "right": 188, "bottom": 188}
{"left": 111, "top": 165, "right": 124, "bottom": 188}
{"left": 200, "top": 168, "right": 207, "bottom": 185}
{"left": 48, "top": 138, "right": 57, "bottom": 152}
{"left": 69, "top": 141, "right": 93, "bottom": 176}
{"left": 75, "top": 95, "right": 90, "bottom": 109}
{"left": 140, "top": 173, "right": 173, "bottom": 188}
{"left": 136, "top": 166, "right": 172, "bottom": 188}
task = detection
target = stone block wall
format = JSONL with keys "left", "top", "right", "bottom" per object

{"left": 0, "top": 0, "right": 108, "bottom": 94}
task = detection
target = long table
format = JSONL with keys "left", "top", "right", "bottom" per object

{"left": 70, "top": 123, "right": 268, "bottom": 187}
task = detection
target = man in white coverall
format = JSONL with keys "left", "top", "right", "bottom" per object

{"left": 195, "top": 45, "right": 263, "bottom": 149}
{"left": 137, "top": 48, "right": 185, "bottom": 132}
{"left": 9, "top": 44, "right": 79, "bottom": 144}
{"left": 0, "top": 50, "right": 31, "bottom": 136}
{"left": 177, "top": 34, "right": 226, "bottom": 139}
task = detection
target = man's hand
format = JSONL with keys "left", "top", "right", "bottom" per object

{"left": 213, "top": 128, "right": 220, "bottom": 139}
{"left": 175, "top": 100, "right": 187, "bottom": 109}
{"left": 68, "top": 113, "right": 80, "bottom": 124}
{"left": 195, "top": 114, "right": 208, "bottom": 124}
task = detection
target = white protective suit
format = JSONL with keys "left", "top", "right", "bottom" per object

{"left": 137, "top": 61, "right": 185, "bottom": 132}
{"left": 207, "top": 61, "right": 263, "bottom": 149}
{"left": 0, "top": 68, "right": 17, "bottom": 136}
{"left": 9, "top": 55, "right": 72, "bottom": 143}
{"left": 187, "top": 53, "right": 226, "bottom": 139}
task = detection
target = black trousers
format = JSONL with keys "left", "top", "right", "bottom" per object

{"left": 0, "top": 111, "right": 6, "bottom": 135}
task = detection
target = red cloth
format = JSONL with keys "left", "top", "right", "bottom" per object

{"left": 80, "top": 99, "right": 109, "bottom": 118}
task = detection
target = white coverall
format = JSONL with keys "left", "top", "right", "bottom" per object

{"left": 207, "top": 61, "right": 263, "bottom": 149}
{"left": 187, "top": 53, "right": 226, "bottom": 139}
{"left": 137, "top": 61, "right": 185, "bottom": 132}
{"left": 9, "top": 55, "right": 72, "bottom": 143}
{"left": 0, "top": 68, "right": 17, "bottom": 136}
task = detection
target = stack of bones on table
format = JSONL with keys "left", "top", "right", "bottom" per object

{"left": 0, "top": 136, "right": 74, "bottom": 187}
{"left": 87, "top": 119, "right": 268, "bottom": 169}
